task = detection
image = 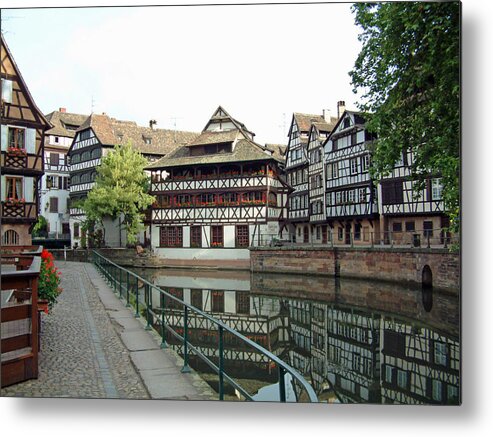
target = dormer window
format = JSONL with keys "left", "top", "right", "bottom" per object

{"left": 343, "top": 117, "right": 351, "bottom": 129}
{"left": 143, "top": 136, "right": 152, "bottom": 145}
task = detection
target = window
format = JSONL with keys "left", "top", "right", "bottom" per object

{"left": 6, "top": 177, "right": 23, "bottom": 200}
{"left": 354, "top": 223, "right": 361, "bottom": 240}
{"left": 405, "top": 221, "right": 415, "bottom": 232}
{"left": 359, "top": 188, "right": 367, "bottom": 203}
{"left": 423, "top": 221, "right": 433, "bottom": 238}
{"left": 361, "top": 155, "right": 370, "bottom": 172}
{"left": 211, "top": 291, "right": 224, "bottom": 312}
{"left": 2, "top": 229, "right": 19, "bottom": 245}
{"left": 71, "top": 153, "right": 80, "bottom": 164}
{"left": 392, "top": 222, "right": 402, "bottom": 232}
{"left": 381, "top": 180, "right": 404, "bottom": 205}
{"left": 1, "top": 79, "right": 13, "bottom": 103}
{"left": 397, "top": 370, "right": 408, "bottom": 389}
{"left": 81, "top": 151, "right": 91, "bottom": 161}
{"left": 431, "top": 178, "right": 443, "bottom": 200}
{"left": 236, "top": 292, "right": 250, "bottom": 314}
{"left": 49, "top": 197, "right": 58, "bottom": 213}
{"left": 74, "top": 223, "right": 80, "bottom": 238}
{"left": 351, "top": 132, "right": 357, "bottom": 145}
{"left": 316, "top": 226, "right": 321, "bottom": 240}
{"left": 434, "top": 342, "right": 448, "bottom": 366}
{"left": 191, "top": 289, "right": 202, "bottom": 310}
{"left": 79, "top": 130, "right": 91, "bottom": 140}
{"left": 236, "top": 225, "right": 249, "bottom": 248}
{"left": 432, "top": 379, "right": 443, "bottom": 402}
{"left": 50, "top": 152, "right": 59, "bottom": 165}
{"left": 338, "top": 227, "right": 343, "bottom": 241}
{"left": 211, "top": 226, "right": 224, "bottom": 247}
{"left": 190, "top": 226, "right": 202, "bottom": 248}
{"left": 160, "top": 226, "right": 183, "bottom": 247}
{"left": 350, "top": 158, "right": 358, "bottom": 175}
{"left": 385, "top": 365, "right": 393, "bottom": 383}
{"left": 348, "top": 190, "right": 356, "bottom": 204}
{"left": 8, "top": 127, "right": 25, "bottom": 149}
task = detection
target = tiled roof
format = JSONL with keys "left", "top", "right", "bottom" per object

{"left": 187, "top": 129, "right": 239, "bottom": 147}
{"left": 312, "top": 118, "right": 337, "bottom": 133}
{"left": 45, "top": 111, "right": 89, "bottom": 138}
{"left": 77, "top": 113, "right": 199, "bottom": 156}
{"left": 265, "top": 143, "right": 287, "bottom": 161}
{"left": 293, "top": 113, "right": 326, "bottom": 132}
{"left": 147, "top": 138, "right": 281, "bottom": 169}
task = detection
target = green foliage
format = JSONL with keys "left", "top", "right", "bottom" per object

{"left": 32, "top": 215, "right": 48, "bottom": 237}
{"left": 350, "top": 2, "right": 460, "bottom": 229}
{"left": 81, "top": 141, "right": 155, "bottom": 245}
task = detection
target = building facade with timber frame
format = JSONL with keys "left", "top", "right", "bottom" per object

{"left": 147, "top": 106, "right": 290, "bottom": 264}
{"left": 1, "top": 34, "right": 52, "bottom": 246}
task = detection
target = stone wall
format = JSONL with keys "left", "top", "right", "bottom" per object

{"left": 250, "top": 246, "right": 460, "bottom": 292}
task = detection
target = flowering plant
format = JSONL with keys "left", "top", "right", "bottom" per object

{"left": 5, "top": 197, "right": 25, "bottom": 205}
{"left": 7, "top": 146, "right": 27, "bottom": 156}
{"left": 38, "top": 249, "right": 62, "bottom": 310}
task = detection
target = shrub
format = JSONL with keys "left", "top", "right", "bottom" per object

{"left": 38, "top": 249, "right": 62, "bottom": 309}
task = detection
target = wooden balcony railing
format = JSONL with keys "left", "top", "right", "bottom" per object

{"left": 1, "top": 246, "right": 42, "bottom": 388}
{"left": 1, "top": 201, "right": 37, "bottom": 222}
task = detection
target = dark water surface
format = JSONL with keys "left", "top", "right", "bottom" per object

{"left": 131, "top": 267, "right": 460, "bottom": 404}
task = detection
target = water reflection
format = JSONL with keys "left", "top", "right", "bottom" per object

{"left": 132, "top": 268, "right": 460, "bottom": 405}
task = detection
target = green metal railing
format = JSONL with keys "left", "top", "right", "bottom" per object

{"left": 92, "top": 251, "right": 318, "bottom": 402}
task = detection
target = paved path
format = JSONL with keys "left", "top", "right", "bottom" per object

{"left": 1, "top": 262, "right": 216, "bottom": 401}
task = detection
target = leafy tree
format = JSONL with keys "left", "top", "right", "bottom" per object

{"left": 81, "top": 141, "right": 155, "bottom": 245}
{"left": 350, "top": 2, "right": 460, "bottom": 228}
{"left": 32, "top": 215, "right": 48, "bottom": 237}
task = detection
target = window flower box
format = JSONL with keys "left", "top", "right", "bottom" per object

{"left": 5, "top": 197, "right": 26, "bottom": 206}
{"left": 7, "top": 147, "right": 27, "bottom": 156}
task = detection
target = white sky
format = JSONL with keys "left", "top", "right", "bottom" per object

{"left": 0, "top": 1, "right": 363, "bottom": 145}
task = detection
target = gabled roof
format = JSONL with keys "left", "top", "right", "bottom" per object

{"left": 0, "top": 33, "right": 52, "bottom": 129}
{"left": 202, "top": 105, "right": 255, "bottom": 138}
{"left": 187, "top": 129, "right": 240, "bottom": 147}
{"left": 147, "top": 137, "right": 282, "bottom": 170}
{"left": 76, "top": 113, "right": 199, "bottom": 156}
{"left": 293, "top": 113, "right": 326, "bottom": 133}
{"left": 265, "top": 143, "right": 287, "bottom": 161}
{"left": 329, "top": 110, "right": 367, "bottom": 138}
{"left": 45, "top": 110, "right": 89, "bottom": 138}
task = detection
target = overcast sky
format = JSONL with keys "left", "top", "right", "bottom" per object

{"left": 1, "top": 1, "right": 364, "bottom": 145}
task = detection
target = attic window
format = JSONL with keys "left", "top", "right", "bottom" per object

{"left": 63, "top": 123, "right": 78, "bottom": 131}
{"left": 144, "top": 137, "right": 152, "bottom": 145}
{"left": 117, "top": 134, "right": 123, "bottom": 142}
{"left": 343, "top": 117, "right": 351, "bottom": 129}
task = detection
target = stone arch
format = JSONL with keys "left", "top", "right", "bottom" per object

{"left": 422, "top": 265, "right": 433, "bottom": 288}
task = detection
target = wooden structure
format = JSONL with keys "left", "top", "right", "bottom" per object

{"left": 147, "top": 106, "right": 290, "bottom": 259}
{"left": 1, "top": 246, "right": 42, "bottom": 387}
{"left": 1, "top": 34, "right": 52, "bottom": 246}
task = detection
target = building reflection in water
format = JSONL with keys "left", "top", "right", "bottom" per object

{"left": 132, "top": 268, "right": 460, "bottom": 405}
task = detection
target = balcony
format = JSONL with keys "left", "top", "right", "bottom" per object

{"left": 1, "top": 200, "right": 37, "bottom": 222}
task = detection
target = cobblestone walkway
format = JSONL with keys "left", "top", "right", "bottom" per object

{"left": 1, "top": 262, "right": 150, "bottom": 399}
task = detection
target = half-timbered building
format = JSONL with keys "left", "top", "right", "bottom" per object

{"left": 41, "top": 108, "right": 87, "bottom": 243}
{"left": 378, "top": 150, "right": 448, "bottom": 247}
{"left": 285, "top": 111, "right": 335, "bottom": 243}
{"left": 67, "top": 113, "right": 198, "bottom": 247}
{"left": 147, "top": 106, "right": 290, "bottom": 266}
{"left": 325, "top": 109, "right": 379, "bottom": 245}
{"left": 1, "top": 34, "right": 52, "bottom": 246}
{"left": 307, "top": 118, "right": 337, "bottom": 244}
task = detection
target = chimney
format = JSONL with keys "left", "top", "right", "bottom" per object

{"left": 149, "top": 119, "right": 157, "bottom": 130}
{"left": 337, "top": 101, "right": 346, "bottom": 118}
{"left": 323, "top": 109, "right": 332, "bottom": 123}
{"left": 59, "top": 107, "right": 66, "bottom": 113}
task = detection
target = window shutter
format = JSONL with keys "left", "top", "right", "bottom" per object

{"left": 25, "top": 128, "right": 36, "bottom": 154}
{"left": 1, "top": 79, "right": 13, "bottom": 103}
{"left": 50, "top": 197, "right": 58, "bottom": 213}
{"left": 1, "top": 125, "right": 7, "bottom": 151}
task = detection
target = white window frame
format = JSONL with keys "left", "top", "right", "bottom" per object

{"left": 431, "top": 178, "right": 443, "bottom": 200}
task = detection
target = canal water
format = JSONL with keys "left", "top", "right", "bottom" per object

{"left": 130, "top": 267, "right": 460, "bottom": 405}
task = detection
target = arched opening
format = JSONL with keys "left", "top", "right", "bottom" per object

{"left": 2, "top": 229, "right": 19, "bottom": 245}
{"left": 422, "top": 265, "right": 433, "bottom": 288}
{"left": 421, "top": 265, "right": 433, "bottom": 312}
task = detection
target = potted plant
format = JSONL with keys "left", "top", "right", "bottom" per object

{"left": 38, "top": 249, "right": 62, "bottom": 312}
